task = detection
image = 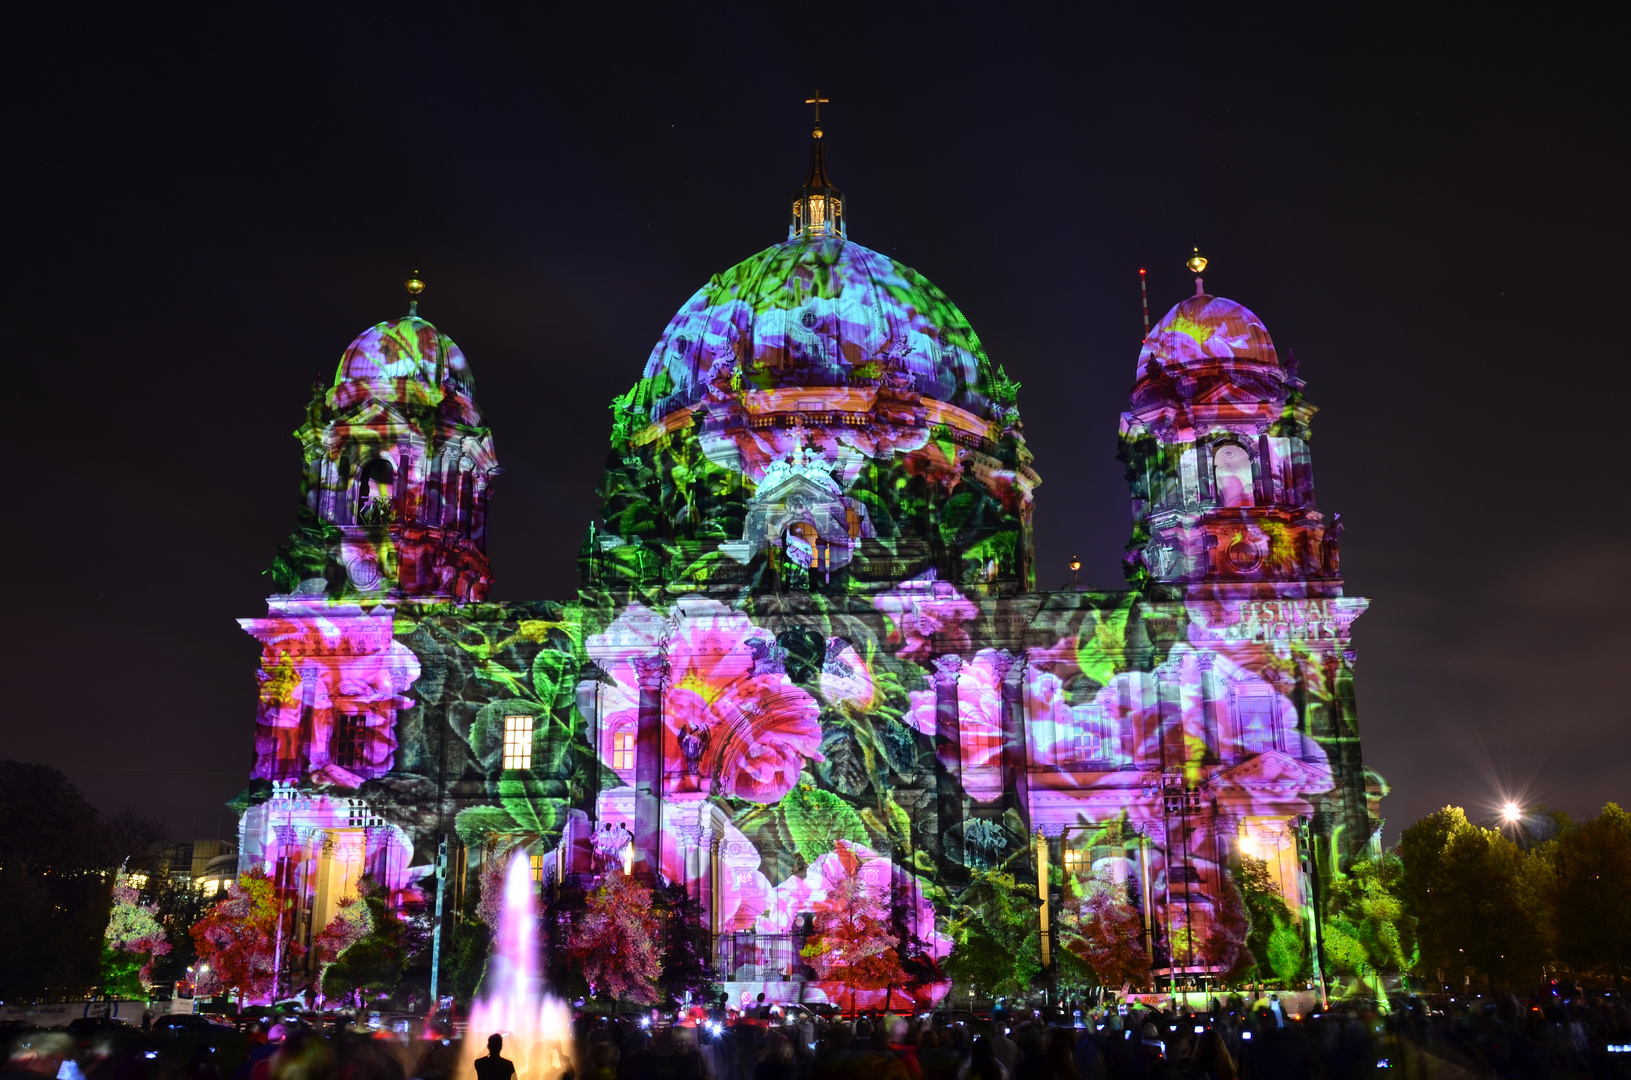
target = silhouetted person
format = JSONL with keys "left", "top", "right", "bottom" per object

{"left": 474, "top": 1036, "right": 516, "bottom": 1080}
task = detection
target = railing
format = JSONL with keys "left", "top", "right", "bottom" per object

{"left": 714, "top": 933, "right": 810, "bottom": 982}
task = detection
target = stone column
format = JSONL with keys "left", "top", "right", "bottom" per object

{"left": 1196, "top": 653, "right": 1219, "bottom": 764}
{"left": 632, "top": 655, "right": 668, "bottom": 884}
{"left": 1038, "top": 824, "right": 1067, "bottom": 972}
{"left": 674, "top": 823, "right": 704, "bottom": 908}
{"left": 932, "top": 655, "right": 966, "bottom": 881}
{"left": 995, "top": 651, "right": 1031, "bottom": 838}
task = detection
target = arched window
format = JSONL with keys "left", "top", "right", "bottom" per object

{"left": 458, "top": 457, "right": 476, "bottom": 537}
{"left": 359, "top": 457, "right": 394, "bottom": 502}
{"left": 357, "top": 458, "right": 395, "bottom": 525}
{"left": 1213, "top": 442, "right": 1255, "bottom": 508}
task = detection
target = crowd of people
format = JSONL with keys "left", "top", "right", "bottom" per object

{"left": 5, "top": 994, "right": 1631, "bottom": 1080}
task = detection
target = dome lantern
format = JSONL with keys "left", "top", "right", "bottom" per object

{"left": 790, "top": 91, "right": 845, "bottom": 241}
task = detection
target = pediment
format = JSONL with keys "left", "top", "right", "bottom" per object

{"left": 1208, "top": 750, "right": 1332, "bottom": 793}
{"left": 752, "top": 472, "right": 842, "bottom": 505}
{"left": 332, "top": 399, "right": 416, "bottom": 429}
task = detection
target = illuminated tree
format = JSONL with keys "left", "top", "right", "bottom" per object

{"left": 309, "top": 894, "right": 370, "bottom": 1001}
{"left": 800, "top": 841, "right": 910, "bottom": 1014}
{"left": 1060, "top": 869, "right": 1150, "bottom": 990}
{"left": 321, "top": 878, "right": 424, "bottom": 1006}
{"left": 944, "top": 868, "right": 1042, "bottom": 999}
{"left": 1321, "top": 856, "right": 1415, "bottom": 999}
{"left": 656, "top": 882, "right": 714, "bottom": 1004}
{"left": 566, "top": 872, "right": 663, "bottom": 1004}
{"left": 191, "top": 869, "right": 279, "bottom": 1003}
{"left": 1200, "top": 869, "right": 1254, "bottom": 981}
{"left": 101, "top": 867, "right": 170, "bottom": 997}
{"left": 1238, "top": 856, "right": 1304, "bottom": 986}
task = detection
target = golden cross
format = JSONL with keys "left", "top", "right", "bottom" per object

{"left": 805, "top": 90, "right": 829, "bottom": 135}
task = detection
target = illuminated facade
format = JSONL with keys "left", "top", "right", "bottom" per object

{"left": 235, "top": 130, "right": 1381, "bottom": 1006}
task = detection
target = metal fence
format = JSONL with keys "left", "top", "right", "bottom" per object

{"left": 714, "top": 932, "right": 810, "bottom": 982}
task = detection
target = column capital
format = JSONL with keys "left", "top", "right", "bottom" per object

{"left": 989, "top": 649, "right": 1020, "bottom": 683}
{"left": 1037, "top": 823, "right": 1067, "bottom": 839}
{"left": 632, "top": 655, "right": 669, "bottom": 691}
{"left": 932, "top": 653, "right": 963, "bottom": 687}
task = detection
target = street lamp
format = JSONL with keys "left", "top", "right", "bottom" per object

{"left": 1501, "top": 802, "right": 1522, "bottom": 825}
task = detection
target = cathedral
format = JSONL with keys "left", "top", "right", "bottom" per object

{"left": 236, "top": 114, "right": 1382, "bottom": 1008}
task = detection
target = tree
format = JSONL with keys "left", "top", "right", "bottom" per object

{"left": 101, "top": 808, "right": 170, "bottom": 874}
{"left": 1238, "top": 856, "right": 1305, "bottom": 987}
{"left": 1397, "top": 806, "right": 1548, "bottom": 991}
{"left": 944, "top": 868, "right": 1043, "bottom": 999}
{"left": 191, "top": 869, "right": 279, "bottom": 1003}
{"left": 1200, "top": 869, "right": 1254, "bottom": 981}
{"left": 0, "top": 762, "right": 115, "bottom": 998}
{"left": 1322, "top": 857, "right": 1415, "bottom": 999}
{"left": 321, "top": 877, "right": 425, "bottom": 1006}
{"left": 800, "top": 841, "right": 910, "bottom": 1014}
{"left": 1542, "top": 803, "right": 1631, "bottom": 983}
{"left": 148, "top": 873, "right": 211, "bottom": 985}
{"left": 1059, "top": 869, "right": 1151, "bottom": 990}
{"left": 102, "top": 867, "right": 171, "bottom": 997}
{"left": 449, "top": 869, "right": 494, "bottom": 1003}
{"left": 566, "top": 872, "right": 663, "bottom": 1004}
{"left": 309, "top": 894, "right": 370, "bottom": 1001}
{"left": 656, "top": 882, "right": 715, "bottom": 1005}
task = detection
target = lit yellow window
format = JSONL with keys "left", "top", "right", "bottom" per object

{"left": 503, "top": 715, "right": 533, "bottom": 770}
{"left": 1062, "top": 844, "right": 1087, "bottom": 878}
{"left": 613, "top": 730, "right": 636, "bottom": 771}
{"left": 529, "top": 852, "right": 545, "bottom": 882}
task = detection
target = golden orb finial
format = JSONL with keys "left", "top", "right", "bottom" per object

{"left": 405, "top": 269, "right": 425, "bottom": 296}
{"left": 1185, "top": 247, "right": 1208, "bottom": 275}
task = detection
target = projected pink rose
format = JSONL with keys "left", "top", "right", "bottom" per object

{"left": 244, "top": 612, "right": 420, "bottom": 785}
{"left": 581, "top": 600, "right": 823, "bottom": 803}
{"left": 905, "top": 649, "right": 1006, "bottom": 799}
{"left": 761, "top": 839, "right": 951, "bottom": 1009}
{"left": 819, "top": 639, "right": 875, "bottom": 711}
{"left": 872, "top": 573, "right": 979, "bottom": 660}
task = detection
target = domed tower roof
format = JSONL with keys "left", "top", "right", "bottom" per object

{"left": 590, "top": 102, "right": 1036, "bottom": 597}
{"left": 638, "top": 235, "right": 1000, "bottom": 423}
{"left": 1137, "top": 292, "right": 1279, "bottom": 378}
{"left": 334, "top": 315, "right": 475, "bottom": 399}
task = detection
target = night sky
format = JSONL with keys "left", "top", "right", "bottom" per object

{"left": 7, "top": 4, "right": 1625, "bottom": 844}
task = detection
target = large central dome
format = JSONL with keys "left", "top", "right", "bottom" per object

{"left": 639, "top": 235, "right": 1002, "bottom": 423}
{"left": 590, "top": 141, "right": 1036, "bottom": 600}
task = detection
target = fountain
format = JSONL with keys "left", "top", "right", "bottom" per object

{"left": 456, "top": 850, "right": 575, "bottom": 1080}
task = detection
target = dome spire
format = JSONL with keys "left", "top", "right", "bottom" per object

{"left": 791, "top": 91, "right": 845, "bottom": 240}
{"left": 405, "top": 267, "right": 425, "bottom": 316}
{"left": 805, "top": 90, "right": 828, "bottom": 139}
{"left": 1185, "top": 247, "right": 1208, "bottom": 296}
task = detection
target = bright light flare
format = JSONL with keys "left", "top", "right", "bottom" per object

{"left": 1502, "top": 801, "right": 1522, "bottom": 824}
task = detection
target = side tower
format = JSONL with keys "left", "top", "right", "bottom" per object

{"left": 231, "top": 291, "right": 505, "bottom": 986}
{"left": 1120, "top": 275, "right": 1330, "bottom": 595}
{"left": 1117, "top": 261, "right": 1379, "bottom": 948}
{"left": 269, "top": 294, "right": 498, "bottom": 603}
